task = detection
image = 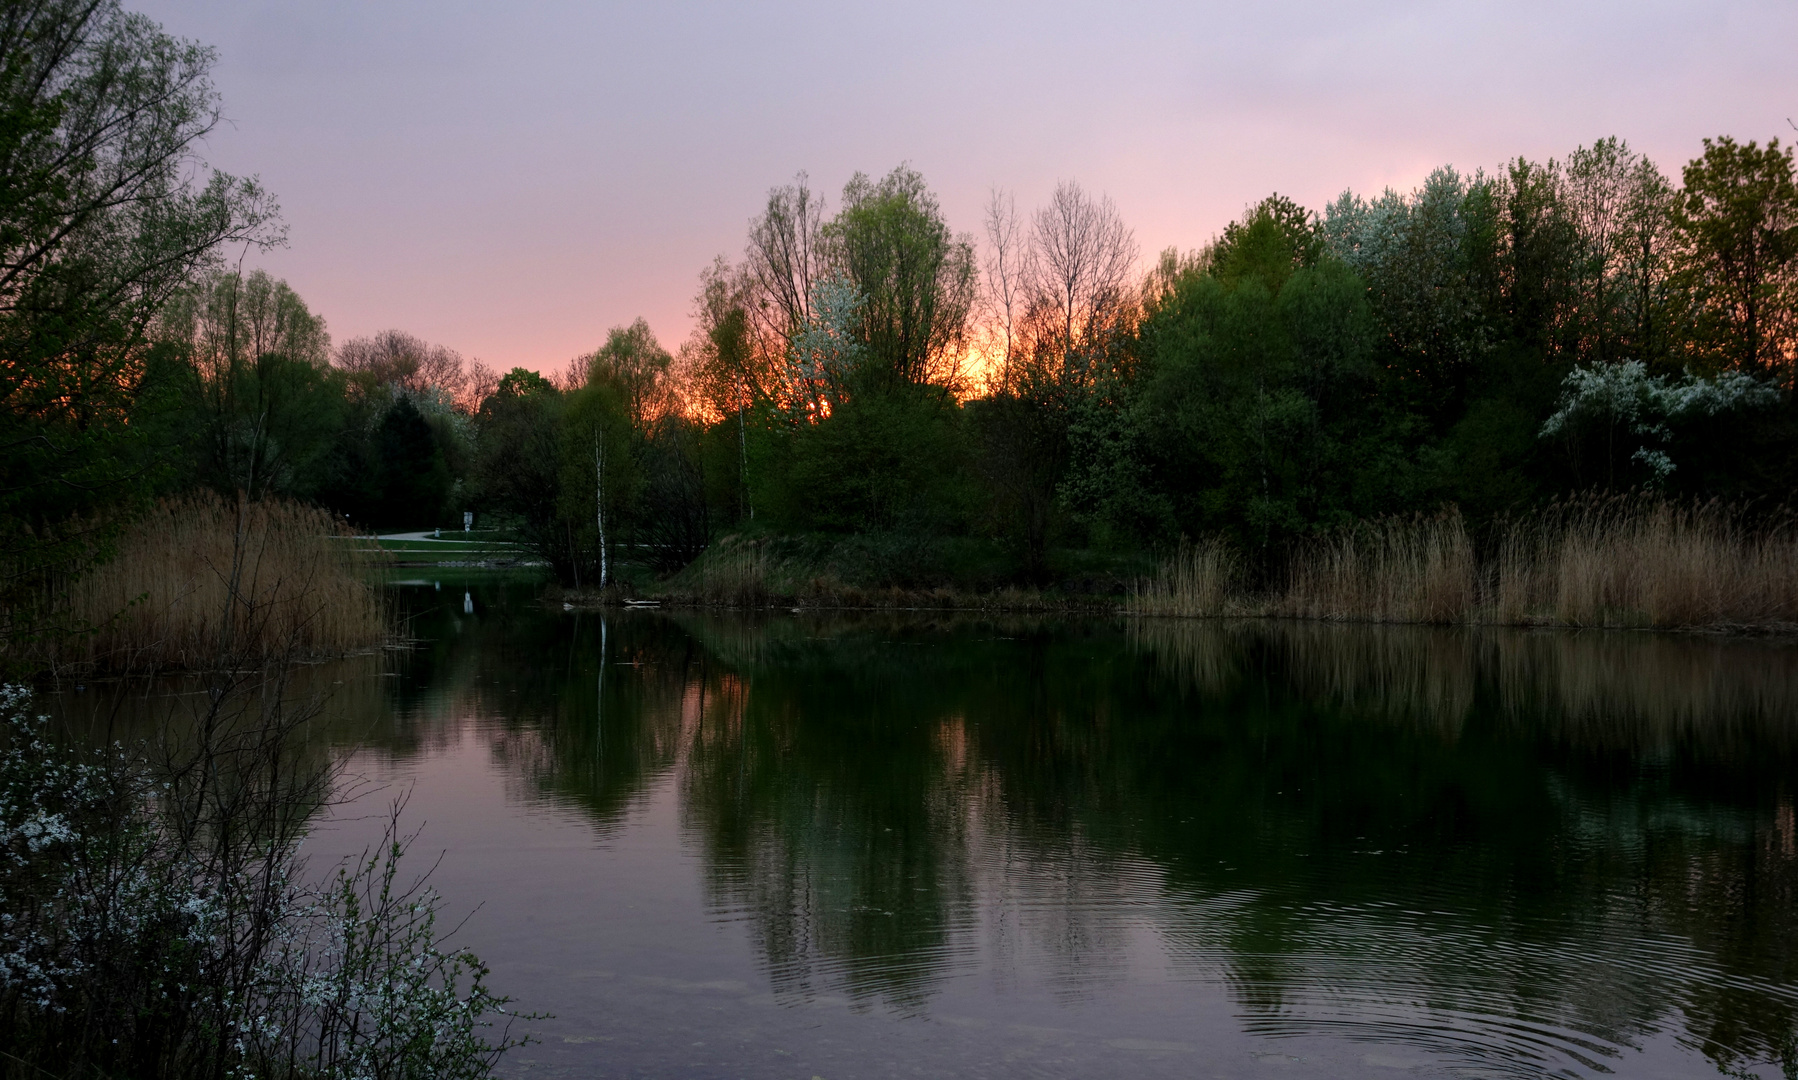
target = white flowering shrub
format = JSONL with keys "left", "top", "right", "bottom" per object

{"left": 1539, "top": 361, "right": 1781, "bottom": 482}
{"left": 262, "top": 840, "right": 519, "bottom": 1080}
{"left": 0, "top": 688, "right": 191, "bottom": 1005}
{"left": 0, "top": 685, "right": 529, "bottom": 1079}
{"left": 780, "top": 274, "right": 866, "bottom": 419}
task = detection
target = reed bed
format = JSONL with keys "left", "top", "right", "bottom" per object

{"left": 684, "top": 536, "right": 777, "bottom": 608}
{"left": 1131, "top": 497, "right": 1798, "bottom": 630}
{"left": 1129, "top": 537, "right": 1240, "bottom": 616}
{"left": 39, "top": 492, "right": 387, "bottom": 673}
{"left": 1275, "top": 511, "right": 1477, "bottom": 624}
{"left": 1490, "top": 498, "right": 1798, "bottom": 628}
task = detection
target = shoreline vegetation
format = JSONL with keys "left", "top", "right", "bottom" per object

{"left": 16, "top": 486, "right": 1790, "bottom": 684}
{"left": 1177, "top": 497, "right": 1798, "bottom": 630}
{"left": 13, "top": 493, "right": 389, "bottom": 678}
{"left": 12, "top": 485, "right": 1789, "bottom": 678}
{"left": 558, "top": 496, "right": 1797, "bottom": 634}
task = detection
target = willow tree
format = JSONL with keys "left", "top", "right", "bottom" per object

{"left": 155, "top": 270, "right": 338, "bottom": 499}
{"left": 0, "top": 0, "right": 281, "bottom": 649}
{"left": 826, "top": 165, "right": 976, "bottom": 393}
{"left": 976, "top": 181, "right": 1138, "bottom": 580}
{"left": 335, "top": 329, "right": 491, "bottom": 413}
{"left": 741, "top": 167, "right": 976, "bottom": 534}
{"left": 745, "top": 174, "right": 829, "bottom": 355}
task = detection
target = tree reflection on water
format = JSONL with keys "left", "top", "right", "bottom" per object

{"left": 71, "top": 586, "right": 1798, "bottom": 1078}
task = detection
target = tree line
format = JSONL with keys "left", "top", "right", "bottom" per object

{"left": 2, "top": 0, "right": 1794, "bottom": 603}
{"left": 464, "top": 140, "right": 1798, "bottom": 587}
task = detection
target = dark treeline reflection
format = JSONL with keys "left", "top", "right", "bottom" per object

{"left": 69, "top": 587, "right": 1798, "bottom": 1077}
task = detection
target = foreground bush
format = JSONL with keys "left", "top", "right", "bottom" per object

{"left": 0, "top": 684, "right": 525, "bottom": 1080}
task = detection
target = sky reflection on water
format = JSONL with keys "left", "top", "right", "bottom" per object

{"left": 64, "top": 579, "right": 1798, "bottom": 1078}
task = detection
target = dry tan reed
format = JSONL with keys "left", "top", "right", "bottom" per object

{"left": 685, "top": 537, "right": 777, "bottom": 607}
{"left": 1490, "top": 497, "right": 1798, "bottom": 628}
{"left": 39, "top": 492, "right": 387, "bottom": 673}
{"left": 1133, "top": 498, "right": 1798, "bottom": 630}
{"left": 1128, "top": 537, "right": 1240, "bottom": 617}
{"left": 1276, "top": 510, "right": 1477, "bottom": 624}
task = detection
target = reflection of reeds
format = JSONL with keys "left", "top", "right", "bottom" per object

{"left": 1125, "top": 618, "right": 1245, "bottom": 697}
{"left": 1129, "top": 618, "right": 1473, "bottom": 733}
{"left": 1264, "top": 622, "right": 1475, "bottom": 733}
{"left": 40, "top": 492, "right": 386, "bottom": 673}
{"left": 1129, "top": 615, "right": 1798, "bottom": 744}
{"left": 1134, "top": 499, "right": 1798, "bottom": 629}
{"left": 1488, "top": 632, "right": 1798, "bottom": 740}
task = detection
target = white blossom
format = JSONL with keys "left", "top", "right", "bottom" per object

{"left": 1539, "top": 360, "right": 1781, "bottom": 479}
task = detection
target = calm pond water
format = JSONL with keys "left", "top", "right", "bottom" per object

{"left": 59, "top": 577, "right": 1798, "bottom": 1079}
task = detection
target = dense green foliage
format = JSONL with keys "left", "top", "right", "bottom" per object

{"left": 570, "top": 148, "right": 1792, "bottom": 591}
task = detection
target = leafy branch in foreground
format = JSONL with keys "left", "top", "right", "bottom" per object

{"left": 0, "top": 684, "right": 533, "bottom": 1080}
{"left": 0, "top": 0, "right": 285, "bottom": 654}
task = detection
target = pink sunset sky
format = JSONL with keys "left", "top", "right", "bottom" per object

{"left": 137, "top": 0, "right": 1795, "bottom": 374}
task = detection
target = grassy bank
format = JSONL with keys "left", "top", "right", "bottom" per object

{"left": 22, "top": 493, "right": 389, "bottom": 675}
{"left": 641, "top": 533, "right": 1137, "bottom": 612}
{"left": 364, "top": 530, "right": 539, "bottom": 568}
{"left": 591, "top": 497, "right": 1797, "bottom": 633}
